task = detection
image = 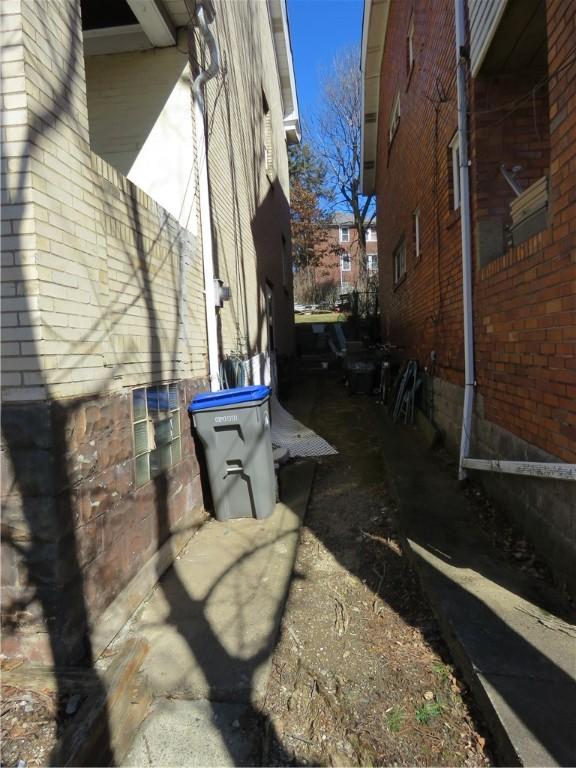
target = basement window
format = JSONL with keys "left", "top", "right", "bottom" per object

{"left": 133, "top": 383, "right": 181, "bottom": 486}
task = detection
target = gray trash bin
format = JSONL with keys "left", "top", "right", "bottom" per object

{"left": 188, "top": 385, "right": 275, "bottom": 521}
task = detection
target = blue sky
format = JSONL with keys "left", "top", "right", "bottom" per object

{"left": 288, "top": 0, "right": 364, "bottom": 139}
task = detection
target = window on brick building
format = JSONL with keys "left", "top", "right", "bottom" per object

{"left": 407, "top": 14, "right": 415, "bottom": 74}
{"left": 367, "top": 253, "right": 378, "bottom": 271}
{"left": 341, "top": 252, "right": 351, "bottom": 272}
{"left": 449, "top": 133, "right": 460, "bottom": 210}
{"left": 339, "top": 226, "right": 350, "bottom": 243}
{"left": 413, "top": 207, "right": 421, "bottom": 259}
{"left": 393, "top": 238, "right": 406, "bottom": 284}
{"left": 133, "top": 383, "right": 181, "bottom": 486}
{"left": 366, "top": 227, "right": 377, "bottom": 242}
{"left": 389, "top": 91, "right": 401, "bottom": 144}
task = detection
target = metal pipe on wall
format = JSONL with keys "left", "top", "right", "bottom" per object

{"left": 455, "top": 0, "right": 475, "bottom": 481}
{"left": 192, "top": 0, "right": 220, "bottom": 391}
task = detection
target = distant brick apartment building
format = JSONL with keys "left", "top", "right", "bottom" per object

{"left": 361, "top": 0, "right": 576, "bottom": 593}
{"left": 314, "top": 213, "right": 379, "bottom": 295}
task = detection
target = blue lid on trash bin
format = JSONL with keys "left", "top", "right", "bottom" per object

{"left": 188, "top": 385, "right": 270, "bottom": 413}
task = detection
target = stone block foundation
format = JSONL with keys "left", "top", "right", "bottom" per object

{"left": 1, "top": 377, "right": 207, "bottom": 664}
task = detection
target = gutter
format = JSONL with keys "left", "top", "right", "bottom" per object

{"left": 191, "top": 0, "right": 220, "bottom": 391}
{"left": 454, "top": 0, "right": 575, "bottom": 483}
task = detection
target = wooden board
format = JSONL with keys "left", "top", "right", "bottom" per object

{"left": 52, "top": 638, "right": 151, "bottom": 767}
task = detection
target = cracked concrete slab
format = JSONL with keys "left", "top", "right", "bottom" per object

{"left": 381, "top": 420, "right": 576, "bottom": 767}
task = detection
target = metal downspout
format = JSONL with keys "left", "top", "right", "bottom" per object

{"left": 192, "top": 1, "right": 220, "bottom": 391}
{"left": 455, "top": 0, "right": 475, "bottom": 481}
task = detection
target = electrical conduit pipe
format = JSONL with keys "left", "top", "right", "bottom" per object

{"left": 192, "top": 0, "right": 220, "bottom": 391}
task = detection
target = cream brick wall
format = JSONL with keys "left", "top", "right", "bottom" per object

{"left": 0, "top": 0, "right": 207, "bottom": 403}
{"left": 1, "top": 0, "right": 42, "bottom": 393}
{"left": 201, "top": 0, "right": 294, "bottom": 360}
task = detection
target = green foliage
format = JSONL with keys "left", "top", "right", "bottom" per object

{"left": 385, "top": 706, "right": 405, "bottom": 733}
{"left": 288, "top": 143, "right": 329, "bottom": 198}
{"left": 432, "top": 662, "right": 452, "bottom": 683}
{"left": 415, "top": 701, "right": 443, "bottom": 725}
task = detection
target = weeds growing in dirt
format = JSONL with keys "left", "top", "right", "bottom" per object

{"left": 432, "top": 662, "right": 452, "bottom": 683}
{"left": 415, "top": 701, "right": 443, "bottom": 725}
{"left": 385, "top": 706, "right": 405, "bottom": 733}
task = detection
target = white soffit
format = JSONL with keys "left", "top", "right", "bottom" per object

{"left": 360, "top": 0, "right": 390, "bottom": 194}
{"left": 268, "top": 0, "right": 301, "bottom": 144}
{"left": 83, "top": 25, "right": 153, "bottom": 56}
{"left": 126, "top": 0, "right": 177, "bottom": 46}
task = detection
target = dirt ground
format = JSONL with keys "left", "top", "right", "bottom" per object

{"left": 261, "top": 372, "right": 492, "bottom": 767}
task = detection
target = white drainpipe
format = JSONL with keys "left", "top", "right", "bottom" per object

{"left": 454, "top": 0, "right": 575, "bottom": 483}
{"left": 192, "top": 1, "right": 220, "bottom": 391}
{"left": 455, "top": 0, "right": 475, "bottom": 481}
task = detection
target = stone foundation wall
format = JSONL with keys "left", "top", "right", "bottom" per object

{"left": 1, "top": 376, "right": 207, "bottom": 663}
{"left": 431, "top": 376, "right": 576, "bottom": 598}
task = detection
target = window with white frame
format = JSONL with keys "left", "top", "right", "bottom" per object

{"left": 389, "top": 91, "right": 401, "bottom": 144}
{"left": 407, "top": 14, "right": 415, "bottom": 73}
{"left": 339, "top": 226, "right": 350, "bottom": 243}
{"left": 393, "top": 238, "right": 406, "bottom": 284}
{"left": 341, "top": 252, "right": 351, "bottom": 271}
{"left": 366, "top": 227, "right": 377, "bottom": 242}
{"left": 413, "top": 207, "right": 421, "bottom": 259}
{"left": 367, "top": 253, "right": 378, "bottom": 271}
{"left": 133, "top": 383, "right": 181, "bottom": 487}
{"left": 449, "top": 133, "right": 460, "bottom": 210}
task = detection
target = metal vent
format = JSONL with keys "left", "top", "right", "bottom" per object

{"left": 365, "top": 112, "right": 377, "bottom": 123}
{"left": 364, "top": 160, "right": 375, "bottom": 170}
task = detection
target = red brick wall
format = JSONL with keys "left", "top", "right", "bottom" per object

{"left": 376, "top": 0, "right": 463, "bottom": 383}
{"left": 376, "top": 0, "right": 576, "bottom": 462}
{"left": 473, "top": 0, "right": 576, "bottom": 462}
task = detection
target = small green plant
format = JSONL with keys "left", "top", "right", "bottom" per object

{"left": 385, "top": 706, "right": 405, "bottom": 733}
{"left": 415, "top": 701, "right": 442, "bottom": 725}
{"left": 432, "top": 662, "right": 451, "bottom": 683}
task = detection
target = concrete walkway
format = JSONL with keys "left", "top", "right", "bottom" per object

{"left": 381, "top": 418, "right": 576, "bottom": 767}
{"left": 120, "top": 460, "right": 315, "bottom": 767}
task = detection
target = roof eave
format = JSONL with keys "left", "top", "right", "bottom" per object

{"left": 360, "top": 0, "right": 390, "bottom": 195}
{"left": 268, "top": 0, "right": 301, "bottom": 145}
